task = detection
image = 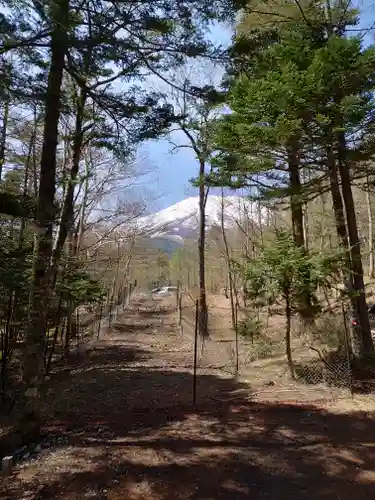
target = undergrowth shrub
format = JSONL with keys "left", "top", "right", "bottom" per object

{"left": 237, "top": 315, "right": 263, "bottom": 340}
{"left": 309, "top": 313, "right": 347, "bottom": 349}
{"left": 246, "top": 335, "right": 275, "bottom": 362}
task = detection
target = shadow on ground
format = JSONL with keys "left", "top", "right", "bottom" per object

{"left": 137, "top": 307, "right": 177, "bottom": 317}
{"left": 111, "top": 322, "right": 155, "bottom": 332}
{"left": 2, "top": 301, "right": 375, "bottom": 500}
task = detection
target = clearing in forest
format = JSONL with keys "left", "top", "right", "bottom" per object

{"left": 1, "top": 296, "right": 375, "bottom": 499}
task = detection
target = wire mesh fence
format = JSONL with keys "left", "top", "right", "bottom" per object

{"left": 75, "top": 281, "right": 137, "bottom": 345}
{"left": 0, "top": 281, "right": 138, "bottom": 415}
{"left": 176, "top": 286, "right": 355, "bottom": 404}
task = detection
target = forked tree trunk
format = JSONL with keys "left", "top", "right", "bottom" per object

{"left": 21, "top": 0, "right": 69, "bottom": 439}
{"left": 327, "top": 141, "right": 355, "bottom": 341}
{"left": 337, "top": 130, "right": 373, "bottom": 359}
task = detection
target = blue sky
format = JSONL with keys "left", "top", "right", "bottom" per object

{"left": 138, "top": 1, "right": 375, "bottom": 213}
{"left": 140, "top": 23, "right": 233, "bottom": 212}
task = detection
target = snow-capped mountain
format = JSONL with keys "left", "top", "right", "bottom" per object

{"left": 134, "top": 195, "right": 262, "bottom": 249}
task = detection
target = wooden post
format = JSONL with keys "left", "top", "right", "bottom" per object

{"left": 342, "top": 302, "right": 354, "bottom": 400}
{"left": 76, "top": 308, "right": 80, "bottom": 353}
{"left": 235, "top": 301, "right": 239, "bottom": 375}
{"left": 193, "top": 299, "right": 199, "bottom": 410}
{"left": 97, "top": 301, "right": 104, "bottom": 340}
{"left": 176, "top": 280, "right": 180, "bottom": 309}
{"left": 179, "top": 295, "right": 183, "bottom": 336}
{"left": 1, "top": 456, "right": 13, "bottom": 476}
{"left": 108, "top": 299, "right": 113, "bottom": 327}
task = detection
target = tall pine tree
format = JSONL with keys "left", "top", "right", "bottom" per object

{"left": 212, "top": 0, "right": 375, "bottom": 358}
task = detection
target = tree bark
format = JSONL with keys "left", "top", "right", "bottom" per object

{"left": 366, "top": 175, "right": 374, "bottom": 278}
{"left": 18, "top": 114, "right": 36, "bottom": 247}
{"left": 198, "top": 159, "right": 208, "bottom": 338}
{"left": 287, "top": 141, "right": 313, "bottom": 321}
{"left": 285, "top": 291, "right": 295, "bottom": 379}
{"left": 0, "top": 99, "right": 9, "bottom": 181}
{"left": 337, "top": 131, "right": 373, "bottom": 358}
{"left": 53, "top": 87, "right": 86, "bottom": 271}
{"left": 327, "top": 143, "right": 349, "bottom": 250}
{"left": 21, "top": 0, "right": 69, "bottom": 439}
{"left": 76, "top": 148, "right": 90, "bottom": 254}
{"left": 326, "top": 141, "right": 358, "bottom": 341}
{"left": 319, "top": 192, "right": 327, "bottom": 252}
{"left": 287, "top": 143, "right": 304, "bottom": 248}
{"left": 220, "top": 190, "right": 236, "bottom": 330}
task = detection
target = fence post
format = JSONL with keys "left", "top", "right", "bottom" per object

{"left": 97, "top": 301, "right": 104, "bottom": 340}
{"left": 193, "top": 299, "right": 199, "bottom": 410}
{"left": 342, "top": 302, "right": 354, "bottom": 400}
{"left": 235, "top": 302, "right": 239, "bottom": 375}
{"left": 176, "top": 280, "right": 180, "bottom": 309}
{"left": 179, "top": 295, "right": 183, "bottom": 336}
{"left": 121, "top": 285, "right": 127, "bottom": 309}
{"left": 76, "top": 308, "right": 80, "bottom": 353}
{"left": 108, "top": 298, "right": 113, "bottom": 327}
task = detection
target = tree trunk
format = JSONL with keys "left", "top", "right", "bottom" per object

{"left": 198, "top": 159, "right": 208, "bottom": 338}
{"left": 18, "top": 115, "right": 36, "bottom": 247}
{"left": 220, "top": 190, "right": 236, "bottom": 330}
{"left": 287, "top": 142, "right": 312, "bottom": 320}
{"left": 76, "top": 148, "right": 90, "bottom": 254}
{"left": 302, "top": 169, "right": 310, "bottom": 252}
{"left": 21, "top": 0, "right": 69, "bottom": 439}
{"left": 287, "top": 144, "right": 304, "bottom": 247}
{"left": 53, "top": 88, "right": 86, "bottom": 273}
{"left": 111, "top": 239, "right": 121, "bottom": 309}
{"left": 326, "top": 141, "right": 358, "bottom": 325}
{"left": 337, "top": 131, "right": 373, "bottom": 358}
{"left": 257, "top": 193, "right": 264, "bottom": 249}
{"left": 366, "top": 175, "right": 374, "bottom": 278}
{"left": 319, "top": 192, "right": 327, "bottom": 252}
{"left": 45, "top": 296, "right": 63, "bottom": 375}
{"left": 285, "top": 291, "right": 295, "bottom": 379}
{"left": 327, "top": 144, "right": 349, "bottom": 250}
{"left": 64, "top": 301, "right": 75, "bottom": 357}
{"left": 0, "top": 99, "right": 9, "bottom": 181}
{"left": 31, "top": 116, "right": 39, "bottom": 199}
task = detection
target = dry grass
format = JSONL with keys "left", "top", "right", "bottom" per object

{"left": 176, "top": 292, "right": 375, "bottom": 407}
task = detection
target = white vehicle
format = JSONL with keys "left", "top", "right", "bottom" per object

{"left": 156, "top": 286, "right": 177, "bottom": 296}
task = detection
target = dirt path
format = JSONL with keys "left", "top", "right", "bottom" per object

{"left": 1, "top": 296, "right": 375, "bottom": 499}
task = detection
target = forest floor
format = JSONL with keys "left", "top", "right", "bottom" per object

{"left": 1, "top": 295, "right": 375, "bottom": 499}
{"left": 178, "top": 292, "right": 375, "bottom": 404}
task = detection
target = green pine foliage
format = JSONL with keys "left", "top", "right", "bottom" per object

{"left": 242, "top": 230, "right": 342, "bottom": 312}
{"left": 211, "top": 0, "right": 375, "bottom": 358}
{"left": 213, "top": 11, "right": 375, "bottom": 197}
